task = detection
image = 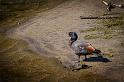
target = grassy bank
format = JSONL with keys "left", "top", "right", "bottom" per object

{"left": 0, "top": 0, "right": 66, "bottom": 82}
{"left": 0, "top": 0, "right": 66, "bottom": 33}
{"left": 81, "top": 14, "right": 124, "bottom": 40}
{"left": 0, "top": 34, "right": 115, "bottom": 82}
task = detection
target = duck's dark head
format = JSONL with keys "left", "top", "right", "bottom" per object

{"left": 68, "top": 32, "right": 78, "bottom": 43}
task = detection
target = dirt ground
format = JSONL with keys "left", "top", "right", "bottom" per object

{"left": 7, "top": 0, "right": 124, "bottom": 81}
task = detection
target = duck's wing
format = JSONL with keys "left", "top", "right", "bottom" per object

{"left": 102, "top": 1, "right": 108, "bottom": 6}
{"left": 72, "top": 40, "right": 96, "bottom": 54}
{"left": 80, "top": 42, "right": 96, "bottom": 52}
{"left": 73, "top": 41, "right": 94, "bottom": 50}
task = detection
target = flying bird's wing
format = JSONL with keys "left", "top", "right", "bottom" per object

{"left": 113, "top": 4, "right": 123, "bottom": 8}
{"left": 102, "top": 1, "right": 108, "bottom": 6}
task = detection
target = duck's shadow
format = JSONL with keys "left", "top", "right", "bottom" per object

{"left": 83, "top": 56, "right": 111, "bottom": 62}
{"left": 70, "top": 56, "right": 111, "bottom": 71}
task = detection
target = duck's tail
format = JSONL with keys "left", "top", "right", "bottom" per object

{"left": 92, "top": 49, "right": 103, "bottom": 56}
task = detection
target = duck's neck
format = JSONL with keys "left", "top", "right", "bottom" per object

{"left": 69, "top": 40, "right": 74, "bottom": 47}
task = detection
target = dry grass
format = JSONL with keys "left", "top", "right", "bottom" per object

{"left": 82, "top": 15, "right": 124, "bottom": 40}
{"left": 0, "top": 35, "right": 116, "bottom": 82}
{"left": 0, "top": 0, "right": 67, "bottom": 33}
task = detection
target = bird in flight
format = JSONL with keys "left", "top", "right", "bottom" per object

{"left": 102, "top": 1, "right": 123, "bottom": 11}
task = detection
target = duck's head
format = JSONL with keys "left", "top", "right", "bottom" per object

{"left": 68, "top": 32, "right": 78, "bottom": 42}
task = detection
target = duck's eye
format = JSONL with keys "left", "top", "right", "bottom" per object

{"left": 68, "top": 32, "right": 72, "bottom": 36}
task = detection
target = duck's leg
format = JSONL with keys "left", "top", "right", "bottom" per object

{"left": 84, "top": 55, "right": 87, "bottom": 60}
{"left": 80, "top": 56, "right": 83, "bottom": 65}
{"left": 78, "top": 55, "right": 80, "bottom": 62}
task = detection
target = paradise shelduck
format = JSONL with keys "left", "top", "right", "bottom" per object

{"left": 68, "top": 32, "right": 103, "bottom": 62}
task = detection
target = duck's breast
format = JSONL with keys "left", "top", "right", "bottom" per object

{"left": 71, "top": 40, "right": 87, "bottom": 54}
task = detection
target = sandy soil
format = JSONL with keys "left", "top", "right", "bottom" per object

{"left": 7, "top": 0, "right": 124, "bottom": 80}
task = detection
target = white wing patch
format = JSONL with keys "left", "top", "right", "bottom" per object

{"left": 102, "top": 1, "right": 108, "bottom": 6}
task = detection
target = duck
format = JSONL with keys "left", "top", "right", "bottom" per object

{"left": 68, "top": 32, "right": 103, "bottom": 62}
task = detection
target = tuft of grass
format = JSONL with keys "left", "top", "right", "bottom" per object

{"left": 80, "top": 27, "right": 101, "bottom": 33}
{"left": 84, "top": 34, "right": 99, "bottom": 40}
{"left": 103, "top": 34, "right": 113, "bottom": 39}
